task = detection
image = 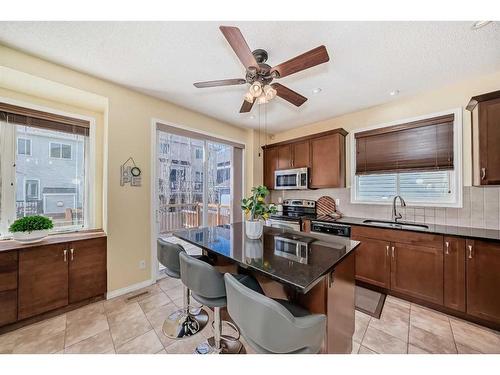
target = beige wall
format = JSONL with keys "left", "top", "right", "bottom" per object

{"left": 270, "top": 70, "right": 500, "bottom": 187}
{"left": 0, "top": 45, "right": 252, "bottom": 292}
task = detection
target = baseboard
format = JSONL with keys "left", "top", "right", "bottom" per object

{"left": 106, "top": 278, "right": 155, "bottom": 300}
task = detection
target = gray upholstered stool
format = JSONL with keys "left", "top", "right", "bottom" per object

{"left": 224, "top": 273, "right": 327, "bottom": 354}
{"left": 179, "top": 252, "right": 260, "bottom": 354}
{"left": 157, "top": 238, "right": 209, "bottom": 339}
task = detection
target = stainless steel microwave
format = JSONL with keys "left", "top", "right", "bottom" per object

{"left": 274, "top": 168, "right": 308, "bottom": 190}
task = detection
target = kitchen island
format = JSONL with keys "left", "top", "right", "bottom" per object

{"left": 174, "top": 222, "right": 360, "bottom": 354}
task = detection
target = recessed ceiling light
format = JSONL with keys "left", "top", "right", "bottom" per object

{"left": 249, "top": 115, "right": 255, "bottom": 120}
{"left": 471, "top": 21, "right": 492, "bottom": 30}
{"left": 312, "top": 88, "right": 322, "bottom": 94}
{"left": 389, "top": 90, "right": 400, "bottom": 96}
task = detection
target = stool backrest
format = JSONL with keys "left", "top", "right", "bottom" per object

{"left": 179, "top": 252, "right": 226, "bottom": 299}
{"left": 224, "top": 273, "right": 326, "bottom": 354}
{"left": 157, "top": 239, "right": 185, "bottom": 278}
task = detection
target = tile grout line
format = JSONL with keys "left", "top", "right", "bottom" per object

{"left": 448, "top": 317, "right": 459, "bottom": 354}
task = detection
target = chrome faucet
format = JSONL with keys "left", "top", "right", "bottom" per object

{"left": 392, "top": 195, "right": 406, "bottom": 222}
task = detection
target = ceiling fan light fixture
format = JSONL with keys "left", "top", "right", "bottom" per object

{"left": 244, "top": 92, "right": 254, "bottom": 103}
{"left": 263, "top": 85, "right": 277, "bottom": 101}
{"left": 471, "top": 21, "right": 492, "bottom": 30}
{"left": 249, "top": 81, "right": 263, "bottom": 97}
{"left": 256, "top": 95, "right": 269, "bottom": 105}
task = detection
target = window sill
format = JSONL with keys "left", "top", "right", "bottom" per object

{"left": 350, "top": 199, "right": 463, "bottom": 209}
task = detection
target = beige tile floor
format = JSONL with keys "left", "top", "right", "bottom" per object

{"left": 1, "top": 238, "right": 499, "bottom": 354}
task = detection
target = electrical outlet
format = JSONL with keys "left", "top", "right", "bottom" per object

{"left": 139, "top": 260, "right": 146, "bottom": 269}
{"left": 335, "top": 198, "right": 340, "bottom": 206}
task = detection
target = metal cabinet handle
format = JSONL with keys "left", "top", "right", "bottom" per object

{"left": 468, "top": 245, "right": 473, "bottom": 259}
{"left": 445, "top": 241, "right": 449, "bottom": 255}
{"left": 386, "top": 245, "right": 389, "bottom": 257}
{"left": 391, "top": 246, "right": 395, "bottom": 259}
{"left": 63, "top": 249, "right": 68, "bottom": 262}
{"left": 481, "top": 168, "right": 486, "bottom": 180}
{"left": 70, "top": 248, "right": 74, "bottom": 261}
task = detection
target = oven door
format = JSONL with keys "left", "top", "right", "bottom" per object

{"left": 274, "top": 168, "right": 308, "bottom": 190}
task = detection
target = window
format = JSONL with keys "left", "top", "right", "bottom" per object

{"left": 195, "top": 148, "right": 203, "bottom": 159}
{"left": 351, "top": 110, "right": 462, "bottom": 207}
{"left": 50, "top": 142, "right": 72, "bottom": 159}
{"left": 0, "top": 104, "right": 90, "bottom": 237}
{"left": 17, "top": 138, "right": 31, "bottom": 156}
{"left": 25, "top": 179, "right": 40, "bottom": 200}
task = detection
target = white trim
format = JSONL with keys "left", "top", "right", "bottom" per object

{"left": 0, "top": 96, "right": 97, "bottom": 229}
{"left": 349, "top": 108, "right": 463, "bottom": 208}
{"left": 106, "top": 278, "right": 156, "bottom": 300}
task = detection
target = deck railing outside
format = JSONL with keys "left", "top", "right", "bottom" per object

{"left": 158, "top": 202, "right": 231, "bottom": 234}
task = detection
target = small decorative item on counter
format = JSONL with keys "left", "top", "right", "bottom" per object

{"left": 9, "top": 215, "right": 54, "bottom": 243}
{"left": 241, "top": 185, "right": 277, "bottom": 239}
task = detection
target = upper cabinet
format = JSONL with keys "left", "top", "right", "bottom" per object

{"left": 467, "top": 90, "right": 500, "bottom": 185}
{"left": 262, "top": 128, "right": 347, "bottom": 190}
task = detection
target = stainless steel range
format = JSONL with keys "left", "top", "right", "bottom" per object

{"left": 268, "top": 199, "right": 316, "bottom": 232}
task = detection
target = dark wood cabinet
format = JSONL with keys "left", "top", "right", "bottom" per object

{"left": 0, "top": 290, "right": 17, "bottom": 326}
{"left": 291, "top": 140, "right": 310, "bottom": 168}
{"left": 263, "top": 146, "right": 278, "bottom": 189}
{"left": 310, "top": 133, "right": 345, "bottom": 188}
{"left": 467, "top": 91, "right": 500, "bottom": 185}
{"left": 277, "top": 144, "right": 292, "bottom": 170}
{"left": 444, "top": 236, "right": 466, "bottom": 312}
{"left": 0, "top": 251, "right": 18, "bottom": 292}
{"left": 262, "top": 128, "right": 347, "bottom": 190}
{"left": 466, "top": 239, "right": 500, "bottom": 324}
{"left": 352, "top": 235, "right": 390, "bottom": 288}
{"left": 69, "top": 238, "right": 107, "bottom": 304}
{"left": 391, "top": 243, "right": 444, "bottom": 305}
{"left": 18, "top": 244, "right": 69, "bottom": 320}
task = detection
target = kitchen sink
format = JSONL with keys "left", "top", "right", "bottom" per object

{"left": 362, "top": 219, "right": 429, "bottom": 230}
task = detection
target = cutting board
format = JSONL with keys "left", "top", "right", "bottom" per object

{"left": 316, "top": 196, "right": 342, "bottom": 218}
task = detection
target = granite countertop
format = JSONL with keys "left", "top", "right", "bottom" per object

{"left": 310, "top": 216, "right": 500, "bottom": 242}
{"left": 173, "top": 222, "right": 359, "bottom": 293}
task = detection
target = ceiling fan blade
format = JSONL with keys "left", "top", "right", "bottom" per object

{"left": 219, "top": 26, "right": 259, "bottom": 70}
{"left": 193, "top": 78, "right": 246, "bottom": 88}
{"left": 271, "top": 83, "right": 308, "bottom": 107}
{"left": 271, "top": 45, "right": 329, "bottom": 78}
{"left": 240, "top": 100, "right": 254, "bottom": 113}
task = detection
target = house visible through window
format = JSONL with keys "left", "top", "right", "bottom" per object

{"left": 0, "top": 105, "right": 90, "bottom": 237}
{"left": 50, "top": 142, "right": 72, "bottom": 159}
{"left": 17, "top": 137, "right": 31, "bottom": 156}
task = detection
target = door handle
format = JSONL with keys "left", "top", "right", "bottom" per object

{"left": 386, "top": 245, "right": 389, "bottom": 257}
{"left": 391, "top": 246, "right": 395, "bottom": 259}
{"left": 70, "top": 248, "right": 74, "bottom": 261}
{"left": 63, "top": 249, "right": 68, "bottom": 262}
{"left": 468, "top": 245, "right": 473, "bottom": 259}
{"left": 445, "top": 241, "right": 449, "bottom": 255}
{"left": 481, "top": 168, "right": 486, "bottom": 180}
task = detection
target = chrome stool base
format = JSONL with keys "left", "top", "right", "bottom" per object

{"left": 162, "top": 308, "right": 209, "bottom": 339}
{"left": 194, "top": 336, "right": 245, "bottom": 354}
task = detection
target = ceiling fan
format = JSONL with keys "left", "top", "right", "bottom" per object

{"left": 193, "top": 26, "right": 330, "bottom": 113}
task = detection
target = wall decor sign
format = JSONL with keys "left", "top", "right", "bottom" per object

{"left": 121, "top": 157, "right": 142, "bottom": 187}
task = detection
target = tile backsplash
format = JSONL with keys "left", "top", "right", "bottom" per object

{"left": 271, "top": 186, "right": 500, "bottom": 230}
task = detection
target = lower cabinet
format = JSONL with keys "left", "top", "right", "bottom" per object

{"left": 0, "top": 290, "right": 17, "bottom": 326}
{"left": 391, "top": 243, "right": 443, "bottom": 305}
{"left": 18, "top": 244, "right": 69, "bottom": 320}
{"left": 443, "top": 236, "right": 466, "bottom": 312}
{"left": 352, "top": 235, "right": 391, "bottom": 288}
{"left": 466, "top": 239, "right": 500, "bottom": 325}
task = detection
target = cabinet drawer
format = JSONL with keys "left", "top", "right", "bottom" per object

{"left": 351, "top": 225, "right": 443, "bottom": 249}
{"left": 0, "top": 251, "right": 18, "bottom": 292}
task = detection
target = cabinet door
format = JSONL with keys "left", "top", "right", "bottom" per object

{"left": 69, "top": 238, "right": 107, "bottom": 304}
{"left": 466, "top": 239, "right": 500, "bottom": 324}
{"left": 352, "top": 236, "right": 391, "bottom": 288}
{"left": 390, "top": 243, "right": 443, "bottom": 305}
{"left": 18, "top": 244, "right": 69, "bottom": 320}
{"left": 478, "top": 98, "right": 500, "bottom": 185}
{"left": 291, "top": 140, "right": 310, "bottom": 168}
{"left": 277, "top": 144, "right": 292, "bottom": 169}
{"left": 443, "top": 237, "right": 466, "bottom": 312}
{"left": 0, "top": 251, "right": 18, "bottom": 292}
{"left": 0, "top": 290, "right": 17, "bottom": 326}
{"left": 263, "top": 147, "right": 278, "bottom": 189}
{"left": 310, "top": 133, "right": 345, "bottom": 188}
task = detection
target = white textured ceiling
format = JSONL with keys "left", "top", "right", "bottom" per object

{"left": 0, "top": 21, "right": 499, "bottom": 133}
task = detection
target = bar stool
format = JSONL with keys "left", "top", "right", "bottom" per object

{"left": 157, "top": 238, "right": 209, "bottom": 339}
{"left": 179, "top": 252, "right": 263, "bottom": 354}
{"left": 224, "top": 273, "right": 327, "bottom": 354}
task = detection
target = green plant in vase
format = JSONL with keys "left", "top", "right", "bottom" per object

{"left": 241, "top": 185, "right": 276, "bottom": 239}
{"left": 9, "top": 215, "right": 54, "bottom": 243}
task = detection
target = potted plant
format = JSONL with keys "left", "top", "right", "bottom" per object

{"left": 241, "top": 185, "right": 276, "bottom": 239}
{"left": 9, "top": 215, "right": 54, "bottom": 243}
